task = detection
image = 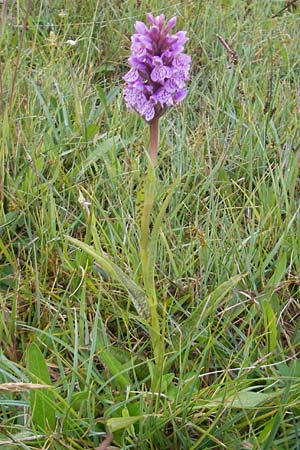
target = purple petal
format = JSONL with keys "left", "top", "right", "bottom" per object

{"left": 151, "top": 87, "right": 173, "bottom": 107}
{"left": 128, "top": 56, "right": 148, "bottom": 72}
{"left": 123, "top": 87, "right": 137, "bottom": 109}
{"left": 156, "top": 14, "right": 165, "bottom": 28}
{"left": 131, "top": 42, "right": 147, "bottom": 59}
{"left": 172, "top": 69, "right": 188, "bottom": 84}
{"left": 152, "top": 56, "right": 163, "bottom": 66}
{"left": 173, "top": 88, "right": 187, "bottom": 103}
{"left": 123, "top": 68, "right": 139, "bottom": 82}
{"left": 165, "top": 16, "right": 177, "bottom": 32}
{"left": 142, "top": 101, "right": 155, "bottom": 121}
{"left": 146, "top": 13, "right": 155, "bottom": 25}
{"left": 134, "top": 21, "right": 148, "bottom": 34}
{"left": 165, "top": 77, "right": 180, "bottom": 93}
{"left": 135, "top": 92, "right": 147, "bottom": 110}
{"left": 174, "top": 31, "right": 189, "bottom": 45}
{"left": 136, "top": 34, "right": 153, "bottom": 49}
{"left": 161, "top": 49, "right": 174, "bottom": 64}
{"left": 172, "top": 53, "right": 191, "bottom": 70}
{"left": 149, "top": 25, "right": 160, "bottom": 42}
{"left": 170, "top": 43, "right": 184, "bottom": 55}
{"left": 150, "top": 65, "right": 171, "bottom": 83}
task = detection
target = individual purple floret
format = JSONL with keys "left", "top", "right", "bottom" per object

{"left": 123, "top": 13, "right": 191, "bottom": 122}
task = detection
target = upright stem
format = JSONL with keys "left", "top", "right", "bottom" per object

{"left": 149, "top": 116, "right": 159, "bottom": 166}
{"left": 141, "top": 115, "right": 163, "bottom": 369}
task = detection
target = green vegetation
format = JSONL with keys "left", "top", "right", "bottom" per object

{"left": 0, "top": 1, "right": 299, "bottom": 449}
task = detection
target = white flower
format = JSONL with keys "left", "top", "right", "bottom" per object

{"left": 66, "top": 39, "right": 77, "bottom": 46}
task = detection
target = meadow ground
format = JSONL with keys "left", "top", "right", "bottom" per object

{"left": 0, "top": 1, "right": 300, "bottom": 449}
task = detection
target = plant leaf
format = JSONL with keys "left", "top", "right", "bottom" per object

{"left": 145, "top": 177, "right": 179, "bottom": 293}
{"left": 261, "top": 298, "right": 277, "bottom": 353}
{"left": 206, "top": 389, "right": 275, "bottom": 409}
{"left": 66, "top": 236, "right": 150, "bottom": 320}
{"left": 96, "top": 316, "right": 132, "bottom": 389}
{"left": 106, "top": 415, "right": 146, "bottom": 432}
{"left": 27, "top": 343, "right": 56, "bottom": 431}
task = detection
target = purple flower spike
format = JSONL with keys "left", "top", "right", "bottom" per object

{"left": 123, "top": 14, "right": 190, "bottom": 122}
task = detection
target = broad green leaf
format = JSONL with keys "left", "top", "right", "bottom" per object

{"left": 261, "top": 298, "right": 277, "bottom": 353}
{"left": 262, "top": 205, "right": 300, "bottom": 273}
{"left": 107, "top": 415, "right": 146, "bottom": 432}
{"left": 258, "top": 417, "right": 276, "bottom": 443}
{"left": 202, "top": 389, "right": 276, "bottom": 409}
{"left": 226, "top": 391, "right": 273, "bottom": 409}
{"left": 85, "top": 123, "right": 99, "bottom": 140}
{"left": 122, "top": 406, "right": 135, "bottom": 436}
{"left": 267, "top": 252, "right": 287, "bottom": 287}
{"left": 69, "top": 391, "right": 89, "bottom": 410}
{"left": 96, "top": 327, "right": 131, "bottom": 390}
{"left": 261, "top": 377, "right": 292, "bottom": 450}
{"left": 27, "top": 343, "right": 56, "bottom": 431}
{"left": 159, "top": 373, "right": 175, "bottom": 395}
{"left": 66, "top": 236, "right": 150, "bottom": 320}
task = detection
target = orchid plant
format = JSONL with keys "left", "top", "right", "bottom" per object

{"left": 122, "top": 13, "right": 191, "bottom": 373}
{"left": 67, "top": 13, "right": 190, "bottom": 389}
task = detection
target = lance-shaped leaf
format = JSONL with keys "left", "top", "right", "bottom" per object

{"left": 66, "top": 236, "right": 150, "bottom": 320}
{"left": 27, "top": 343, "right": 56, "bottom": 432}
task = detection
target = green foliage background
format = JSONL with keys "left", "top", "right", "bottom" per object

{"left": 0, "top": 1, "right": 299, "bottom": 449}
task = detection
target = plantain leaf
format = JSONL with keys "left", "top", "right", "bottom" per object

{"left": 27, "top": 343, "right": 56, "bottom": 431}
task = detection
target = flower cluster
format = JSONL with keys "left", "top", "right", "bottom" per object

{"left": 123, "top": 14, "right": 191, "bottom": 122}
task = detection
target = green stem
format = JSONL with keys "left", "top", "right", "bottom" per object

{"left": 139, "top": 116, "right": 164, "bottom": 367}
{"left": 149, "top": 116, "right": 159, "bottom": 166}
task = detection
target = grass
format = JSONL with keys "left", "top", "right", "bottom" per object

{"left": 0, "top": 0, "right": 300, "bottom": 449}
